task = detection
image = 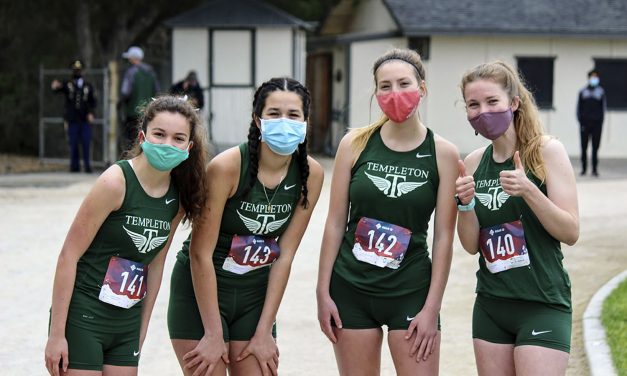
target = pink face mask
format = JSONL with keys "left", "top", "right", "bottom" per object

{"left": 376, "top": 90, "right": 421, "bottom": 123}
{"left": 468, "top": 108, "right": 513, "bottom": 140}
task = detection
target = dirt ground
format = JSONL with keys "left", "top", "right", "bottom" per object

{"left": 1, "top": 156, "right": 625, "bottom": 375}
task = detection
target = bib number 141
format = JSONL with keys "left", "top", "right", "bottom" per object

{"left": 99, "top": 256, "right": 148, "bottom": 309}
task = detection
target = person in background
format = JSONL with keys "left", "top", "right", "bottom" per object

{"left": 44, "top": 96, "right": 208, "bottom": 376}
{"left": 170, "top": 71, "right": 204, "bottom": 111}
{"left": 120, "top": 46, "right": 161, "bottom": 154}
{"left": 51, "top": 59, "right": 96, "bottom": 173}
{"left": 457, "top": 60, "right": 579, "bottom": 376}
{"left": 577, "top": 69, "right": 606, "bottom": 177}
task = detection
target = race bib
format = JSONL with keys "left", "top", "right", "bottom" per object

{"left": 222, "top": 235, "right": 280, "bottom": 275}
{"left": 352, "top": 217, "right": 411, "bottom": 269}
{"left": 479, "top": 219, "right": 530, "bottom": 274}
{"left": 99, "top": 257, "right": 147, "bottom": 309}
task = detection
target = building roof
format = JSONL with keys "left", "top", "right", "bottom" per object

{"left": 165, "top": 0, "right": 313, "bottom": 30}
{"left": 383, "top": 0, "right": 627, "bottom": 37}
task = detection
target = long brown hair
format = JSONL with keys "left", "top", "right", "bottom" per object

{"left": 460, "top": 61, "right": 547, "bottom": 182}
{"left": 127, "top": 95, "right": 209, "bottom": 222}
{"left": 351, "top": 48, "right": 426, "bottom": 157}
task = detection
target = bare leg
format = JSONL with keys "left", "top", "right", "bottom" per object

{"left": 228, "top": 340, "right": 269, "bottom": 376}
{"left": 333, "top": 328, "right": 383, "bottom": 376}
{"left": 102, "top": 365, "right": 137, "bottom": 376}
{"left": 61, "top": 369, "right": 101, "bottom": 376}
{"left": 387, "top": 330, "right": 440, "bottom": 376}
{"left": 171, "top": 339, "right": 227, "bottom": 376}
{"left": 514, "top": 345, "right": 568, "bottom": 376}
{"left": 473, "top": 339, "right": 515, "bottom": 376}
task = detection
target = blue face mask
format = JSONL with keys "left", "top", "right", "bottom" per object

{"left": 140, "top": 137, "right": 190, "bottom": 171}
{"left": 589, "top": 77, "right": 600, "bottom": 87}
{"left": 260, "top": 118, "right": 307, "bottom": 156}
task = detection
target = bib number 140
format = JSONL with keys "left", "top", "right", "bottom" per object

{"left": 479, "top": 220, "right": 530, "bottom": 274}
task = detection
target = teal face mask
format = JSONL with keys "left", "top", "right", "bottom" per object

{"left": 140, "top": 138, "right": 190, "bottom": 171}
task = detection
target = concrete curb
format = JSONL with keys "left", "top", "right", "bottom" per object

{"left": 583, "top": 269, "right": 627, "bottom": 376}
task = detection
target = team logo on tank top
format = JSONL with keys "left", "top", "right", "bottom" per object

{"left": 122, "top": 215, "right": 171, "bottom": 254}
{"left": 236, "top": 204, "right": 292, "bottom": 235}
{"left": 475, "top": 179, "right": 510, "bottom": 211}
{"left": 364, "top": 162, "right": 429, "bottom": 199}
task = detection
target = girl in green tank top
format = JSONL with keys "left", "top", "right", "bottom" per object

{"left": 171, "top": 78, "right": 324, "bottom": 376}
{"left": 318, "top": 48, "right": 459, "bottom": 375}
{"left": 45, "top": 96, "right": 209, "bottom": 375}
{"left": 457, "top": 61, "right": 579, "bottom": 375}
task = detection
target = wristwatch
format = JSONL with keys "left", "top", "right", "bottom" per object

{"left": 455, "top": 195, "right": 476, "bottom": 212}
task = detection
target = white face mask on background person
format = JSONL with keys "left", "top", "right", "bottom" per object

{"left": 589, "top": 76, "right": 600, "bottom": 87}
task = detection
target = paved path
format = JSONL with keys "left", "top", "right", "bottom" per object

{"left": 1, "top": 158, "right": 625, "bottom": 375}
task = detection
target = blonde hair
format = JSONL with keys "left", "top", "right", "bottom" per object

{"left": 460, "top": 61, "right": 547, "bottom": 182}
{"left": 350, "top": 48, "right": 426, "bottom": 157}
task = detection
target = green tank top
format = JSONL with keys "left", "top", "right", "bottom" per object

{"left": 177, "top": 143, "right": 302, "bottom": 287}
{"left": 68, "top": 160, "right": 179, "bottom": 332}
{"left": 473, "top": 145, "right": 571, "bottom": 310}
{"left": 333, "top": 128, "right": 439, "bottom": 297}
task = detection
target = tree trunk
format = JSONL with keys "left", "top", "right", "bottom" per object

{"left": 75, "top": 2, "right": 93, "bottom": 67}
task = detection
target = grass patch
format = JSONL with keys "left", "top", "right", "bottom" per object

{"left": 602, "top": 277, "right": 627, "bottom": 376}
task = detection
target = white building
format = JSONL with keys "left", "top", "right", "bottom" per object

{"left": 165, "top": 0, "right": 311, "bottom": 150}
{"left": 308, "top": 0, "right": 627, "bottom": 158}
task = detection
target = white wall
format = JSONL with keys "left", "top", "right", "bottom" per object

{"left": 427, "top": 35, "right": 627, "bottom": 157}
{"left": 350, "top": 0, "right": 398, "bottom": 34}
{"left": 210, "top": 87, "right": 255, "bottom": 147}
{"left": 172, "top": 28, "right": 209, "bottom": 86}
{"left": 349, "top": 38, "right": 407, "bottom": 129}
{"left": 256, "top": 28, "right": 293, "bottom": 85}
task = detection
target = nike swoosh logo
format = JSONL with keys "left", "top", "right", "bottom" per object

{"left": 133, "top": 350, "right": 140, "bottom": 356}
{"left": 284, "top": 184, "right": 296, "bottom": 191}
{"left": 165, "top": 198, "right": 176, "bottom": 204}
{"left": 406, "top": 315, "right": 415, "bottom": 321}
{"left": 531, "top": 330, "right": 552, "bottom": 336}
{"left": 416, "top": 153, "right": 431, "bottom": 159}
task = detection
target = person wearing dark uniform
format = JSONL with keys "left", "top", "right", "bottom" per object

{"left": 170, "top": 71, "right": 204, "bottom": 111}
{"left": 45, "top": 96, "right": 209, "bottom": 376}
{"left": 577, "top": 69, "right": 606, "bottom": 177}
{"left": 456, "top": 61, "right": 579, "bottom": 376}
{"left": 317, "top": 48, "right": 459, "bottom": 375}
{"left": 51, "top": 60, "right": 96, "bottom": 172}
{"left": 168, "top": 77, "right": 323, "bottom": 376}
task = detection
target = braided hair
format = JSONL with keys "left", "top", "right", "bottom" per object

{"left": 244, "top": 77, "right": 311, "bottom": 208}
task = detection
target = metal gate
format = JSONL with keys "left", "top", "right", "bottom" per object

{"left": 39, "top": 66, "right": 110, "bottom": 167}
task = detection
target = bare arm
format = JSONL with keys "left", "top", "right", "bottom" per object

{"left": 500, "top": 139, "right": 579, "bottom": 245}
{"left": 316, "top": 133, "right": 355, "bottom": 343}
{"left": 184, "top": 149, "right": 239, "bottom": 374}
{"left": 45, "top": 165, "right": 125, "bottom": 375}
{"left": 408, "top": 137, "right": 459, "bottom": 361}
{"left": 138, "top": 211, "right": 184, "bottom": 350}
{"left": 237, "top": 158, "right": 324, "bottom": 374}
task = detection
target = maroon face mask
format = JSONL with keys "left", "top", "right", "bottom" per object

{"left": 468, "top": 108, "right": 513, "bottom": 140}
{"left": 376, "top": 90, "right": 421, "bottom": 123}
